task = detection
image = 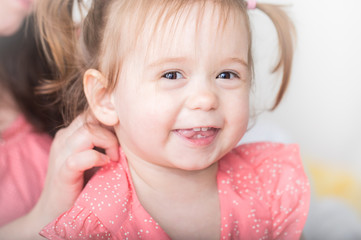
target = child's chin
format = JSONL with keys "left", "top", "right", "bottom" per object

{"left": 172, "top": 161, "right": 216, "bottom": 172}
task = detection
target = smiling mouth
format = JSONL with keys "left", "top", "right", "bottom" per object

{"left": 173, "top": 127, "right": 220, "bottom": 147}
{"left": 175, "top": 127, "right": 219, "bottom": 139}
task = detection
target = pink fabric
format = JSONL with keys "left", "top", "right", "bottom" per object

{"left": 0, "top": 115, "right": 51, "bottom": 226}
{"left": 41, "top": 142, "right": 310, "bottom": 240}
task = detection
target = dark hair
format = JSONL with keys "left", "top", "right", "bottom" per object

{"left": 0, "top": 14, "right": 62, "bottom": 136}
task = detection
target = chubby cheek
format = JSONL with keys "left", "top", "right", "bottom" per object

{"left": 139, "top": 98, "right": 179, "bottom": 141}
{"left": 113, "top": 89, "right": 175, "bottom": 147}
{"left": 224, "top": 94, "right": 250, "bottom": 145}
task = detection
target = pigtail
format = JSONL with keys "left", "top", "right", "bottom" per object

{"left": 255, "top": 3, "right": 296, "bottom": 110}
{"left": 35, "top": 0, "right": 110, "bottom": 125}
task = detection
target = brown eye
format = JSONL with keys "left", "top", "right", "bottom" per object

{"left": 217, "top": 71, "right": 239, "bottom": 79}
{"left": 162, "top": 71, "right": 183, "bottom": 80}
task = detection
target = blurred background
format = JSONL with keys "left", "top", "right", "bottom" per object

{"left": 243, "top": 0, "right": 361, "bottom": 238}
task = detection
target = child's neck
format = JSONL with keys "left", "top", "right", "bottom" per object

{"left": 128, "top": 157, "right": 218, "bottom": 198}
{"left": 125, "top": 151, "right": 220, "bottom": 239}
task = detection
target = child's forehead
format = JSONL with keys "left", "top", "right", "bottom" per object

{"left": 123, "top": 1, "right": 248, "bottom": 56}
{"left": 107, "top": 2, "right": 246, "bottom": 50}
{"left": 99, "top": 0, "right": 249, "bottom": 80}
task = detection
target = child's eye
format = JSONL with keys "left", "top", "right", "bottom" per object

{"left": 216, "top": 71, "right": 239, "bottom": 79}
{"left": 162, "top": 71, "right": 183, "bottom": 80}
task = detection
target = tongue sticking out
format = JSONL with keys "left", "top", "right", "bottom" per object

{"left": 176, "top": 128, "right": 217, "bottom": 139}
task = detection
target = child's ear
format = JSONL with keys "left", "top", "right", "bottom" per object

{"left": 83, "top": 69, "right": 119, "bottom": 126}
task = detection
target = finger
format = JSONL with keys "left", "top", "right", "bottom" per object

{"left": 88, "top": 124, "right": 119, "bottom": 161}
{"left": 51, "top": 115, "right": 87, "bottom": 148}
{"left": 55, "top": 112, "right": 99, "bottom": 139}
{"left": 61, "top": 149, "right": 111, "bottom": 183}
{"left": 69, "top": 123, "right": 119, "bottom": 161}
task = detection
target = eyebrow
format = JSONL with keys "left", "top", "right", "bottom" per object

{"left": 148, "top": 57, "right": 188, "bottom": 68}
{"left": 223, "top": 57, "right": 249, "bottom": 68}
{"left": 147, "top": 56, "right": 248, "bottom": 68}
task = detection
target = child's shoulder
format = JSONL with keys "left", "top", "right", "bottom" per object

{"left": 219, "top": 141, "right": 307, "bottom": 195}
{"left": 40, "top": 153, "right": 169, "bottom": 239}
{"left": 218, "top": 142, "right": 310, "bottom": 239}
{"left": 40, "top": 161, "right": 129, "bottom": 239}
{"left": 220, "top": 141, "right": 301, "bottom": 173}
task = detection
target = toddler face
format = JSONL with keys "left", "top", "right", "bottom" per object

{"left": 111, "top": 3, "right": 250, "bottom": 170}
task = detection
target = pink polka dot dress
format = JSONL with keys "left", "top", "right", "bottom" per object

{"left": 40, "top": 142, "right": 310, "bottom": 240}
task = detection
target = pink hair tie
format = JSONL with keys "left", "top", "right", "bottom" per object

{"left": 247, "top": 0, "right": 257, "bottom": 9}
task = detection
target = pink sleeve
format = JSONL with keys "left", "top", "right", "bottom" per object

{"left": 256, "top": 143, "right": 310, "bottom": 239}
{"left": 40, "top": 205, "right": 112, "bottom": 240}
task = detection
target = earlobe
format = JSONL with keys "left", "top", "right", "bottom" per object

{"left": 83, "top": 69, "right": 119, "bottom": 126}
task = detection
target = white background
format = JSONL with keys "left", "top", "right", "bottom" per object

{"left": 246, "top": 0, "right": 361, "bottom": 175}
{"left": 246, "top": 2, "right": 361, "bottom": 236}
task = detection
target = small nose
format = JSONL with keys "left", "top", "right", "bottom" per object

{"left": 185, "top": 82, "right": 219, "bottom": 111}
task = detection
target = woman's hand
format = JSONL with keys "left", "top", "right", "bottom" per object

{"left": 39, "top": 114, "right": 119, "bottom": 218}
{"left": 0, "top": 114, "right": 119, "bottom": 239}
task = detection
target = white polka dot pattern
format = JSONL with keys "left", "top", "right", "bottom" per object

{"left": 40, "top": 142, "right": 310, "bottom": 240}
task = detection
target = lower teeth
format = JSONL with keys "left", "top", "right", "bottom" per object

{"left": 194, "top": 134, "right": 206, "bottom": 139}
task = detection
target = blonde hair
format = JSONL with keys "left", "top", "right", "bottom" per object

{"left": 36, "top": 0, "right": 295, "bottom": 125}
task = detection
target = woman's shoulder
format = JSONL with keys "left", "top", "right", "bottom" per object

{"left": 0, "top": 115, "right": 52, "bottom": 226}
{"left": 1, "top": 114, "right": 51, "bottom": 145}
